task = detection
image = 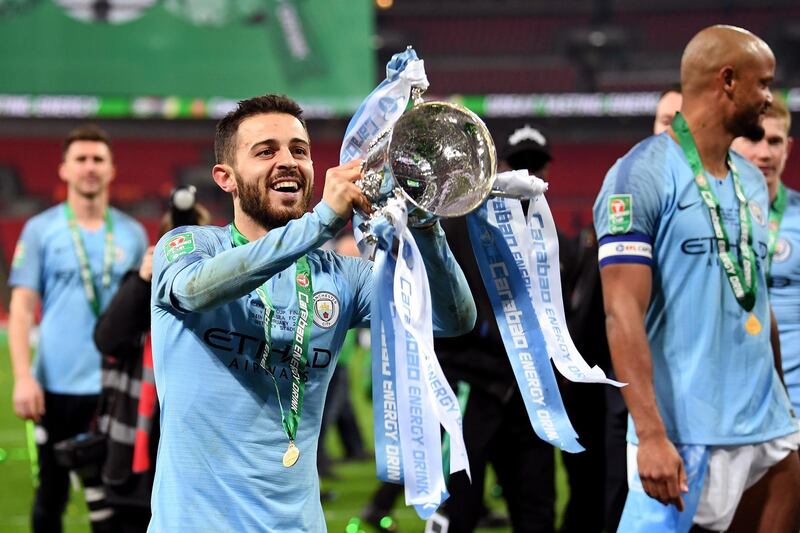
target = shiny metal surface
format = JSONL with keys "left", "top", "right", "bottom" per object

{"left": 390, "top": 101, "right": 496, "bottom": 217}
{"left": 357, "top": 100, "right": 496, "bottom": 227}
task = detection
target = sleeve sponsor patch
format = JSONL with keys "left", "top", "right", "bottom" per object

{"left": 608, "top": 194, "right": 633, "bottom": 234}
{"left": 598, "top": 233, "right": 653, "bottom": 268}
{"left": 163, "top": 231, "right": 195, "bottom": 262}
{"left": 11, "top": 242, "right": 24, "bottom": 269}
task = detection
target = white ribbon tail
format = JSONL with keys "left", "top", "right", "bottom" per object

{"left": 492, "top": 170, "right": 549, "bottom": 199}
{"left": 523, "top": 196, "right": 624, "bottom": 386}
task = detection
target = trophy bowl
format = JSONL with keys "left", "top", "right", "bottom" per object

{"left": 358, "top": 100, "right": 497, "bottom": 231}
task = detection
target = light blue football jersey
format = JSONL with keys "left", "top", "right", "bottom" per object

{"left": 9, "top": 203, "right": 147, "bottom": 395}
{"left": 770, "top": 185, "right": 800, "bottom": 413}
{"left": 594, "top": 133, "right": 798, "bottom": 446}
{"left": 148, "top": 203, "right": 474, "bottom": 532}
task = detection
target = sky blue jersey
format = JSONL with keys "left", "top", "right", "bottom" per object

{"left": 770, "top": 185, "right": 800, "bottom": 413}
{"left": 8, "top": 203, "right": 147, "bottom": 395}
{"left": 594, "top": 133, "right": 797, "bottom": 446}
{"left": 148, "top": 202, "right": 474, "bottom": 532}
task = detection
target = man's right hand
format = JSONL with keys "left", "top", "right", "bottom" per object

{"left": 321, "top": 159, "right": 372, "bottom": 219}
{"left": 13, "top": 375, "right": 45, "bottom": 422}
{"left": 637, "top": 434, "right": 689, "bottom": 511}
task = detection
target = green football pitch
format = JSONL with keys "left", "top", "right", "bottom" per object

{"left": 0, "top": 329, "right": 568, "bottom": 532}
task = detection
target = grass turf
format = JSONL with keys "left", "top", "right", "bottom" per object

{"left": 0, "top": 330, "right": 568, "bottom": 532}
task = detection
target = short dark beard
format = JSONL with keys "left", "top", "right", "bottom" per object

{"left": 729, "top": 106, "right": 765, "bottom": 141}
{"left": 235, "top": 170, "right": 310, "bottom": 231}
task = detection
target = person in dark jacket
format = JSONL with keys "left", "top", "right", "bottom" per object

{"left": 93, "top": 192, "right": 210, "bottom": 532}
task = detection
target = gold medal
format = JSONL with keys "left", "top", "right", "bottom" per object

{"left": 745, "top": 313, "right": 762, "bottom": 336}
{"left": 282, "top": 442, "right": 300, "bottom": 468}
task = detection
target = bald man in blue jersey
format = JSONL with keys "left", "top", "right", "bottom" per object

{"left": 595, "top": 26, "right": 800, "bottom": 532}
{"left": 148, "top": 94, "right": 476, "bottom": 532}
{"left": 733, "top": 96, "right": 800, "bottom": 423}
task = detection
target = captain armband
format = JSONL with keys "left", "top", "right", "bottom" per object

{"left": 598, "top": 233, "right": 653, "bottom": 268}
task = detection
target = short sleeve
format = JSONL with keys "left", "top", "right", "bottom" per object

{"left": 593, "top": 137, "right": 666, "bottom": 268}
{"left": 8, "top": 218, "right": 43, "bottom": 292}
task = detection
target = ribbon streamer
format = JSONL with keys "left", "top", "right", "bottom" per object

{"left": 468, "top": 200, "right": 584, "bottom": 452}
{"left": 339, "top": 46, "right": 428, "bottom": 258}
{"left": 369, "top": 199, "right": 469, "bottom": 518}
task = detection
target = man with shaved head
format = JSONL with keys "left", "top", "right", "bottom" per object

{"left": 594, "top": 26, "right": 800, "bottom": 532}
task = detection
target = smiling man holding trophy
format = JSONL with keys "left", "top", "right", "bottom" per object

{"left": 147, "top": 89, "right": 476, "bottom": 531}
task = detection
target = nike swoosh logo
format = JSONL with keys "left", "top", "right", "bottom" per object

{"left": 677, "top": 200, "right": 700, "bottom": 210}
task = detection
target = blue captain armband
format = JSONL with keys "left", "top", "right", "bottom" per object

{"left": 598, "top": 233, "right": 653, "bottom": 268}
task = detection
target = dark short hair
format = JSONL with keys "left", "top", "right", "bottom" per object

{"left": 214, "top": 94, "right": 306, "bottom": 165}
{"left": 62, "top": 124, "right": 112, "bottom": 158}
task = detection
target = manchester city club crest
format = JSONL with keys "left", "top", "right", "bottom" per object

{"left": 313, "top": 292, "right": 339, "bottom": 329}
{"left": 773, "top": 238, "right": 791, "bottom": 263}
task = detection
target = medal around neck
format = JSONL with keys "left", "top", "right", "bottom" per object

{"left": 283, "top": 442, "right": 300, "bottom": 468}
{"left": 745, "top": 313, "right": 762, "bottom": 336}
{"left": 356, "top": 88, "right": 497, "bottom": 242}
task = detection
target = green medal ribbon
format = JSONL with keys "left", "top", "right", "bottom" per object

{"left": 230, "top": 224, "right": 313, "bottom": 447}
{"left": 64, "top": 204, "right": 114, "bottom": 317}
{"left": 672, "top": 113, "right": 758, "bottom": 311}
{"left": 767, "top": 182, "right": 787, "bottom": 270}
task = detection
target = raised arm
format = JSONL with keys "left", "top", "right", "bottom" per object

{"left": 413, "top": 222, "right": 477, "bottom": 337}
{"left": 153, "top": 203, "right": 345, "bottom": 313}
{"left": 154, "top": 159, "right": 366, "bottom": 314}
{"left": 600, "top": 262, "right": 687, "bottom": 511}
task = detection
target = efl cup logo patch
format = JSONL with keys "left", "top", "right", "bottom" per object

{"left": 748, "top": 201, "right": 765, "bottom": 226}
{"left": 11, "top": 241, "right": 24, "bottom": 269}
{"left": 773, "top": 238, "right": 791, "bottom": 263}
{"left": 608, "top": 194, "right": 632, "bottom": 234}
{"left": 164, "top": 231, "right": 195, "bottom": 262}
{"left": 313, "top": 292, "right": 339, "bottom": 329}
{"left": 296, "top": 273, "right": 310, "bottom": 288}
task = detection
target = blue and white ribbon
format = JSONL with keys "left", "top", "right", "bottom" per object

{"left": 369, "top": 199, "right": 469, "bottom": 518}
{"left": 348, "top": 47, "right": 466, "bottom": 518}
{"left": 370, "top": 215, "right": 404, "bottom": 485}
{"left": 339, "top": 47, "right": 428, "bottom": 165}
{"left": 521, "top": 197, "right": 623, "bottom": 386}
{"left": 339, "top": 46, "right": 428, "bottom": 257}
{"left": 387, "top": 201, "right": 468, "bottom": 517}
{"left": 468, "top": 199, "right": 584, "bottom": 452}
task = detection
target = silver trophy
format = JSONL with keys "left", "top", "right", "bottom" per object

{"left": 357, "top": 92, "right": 497, "bottom": 244}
